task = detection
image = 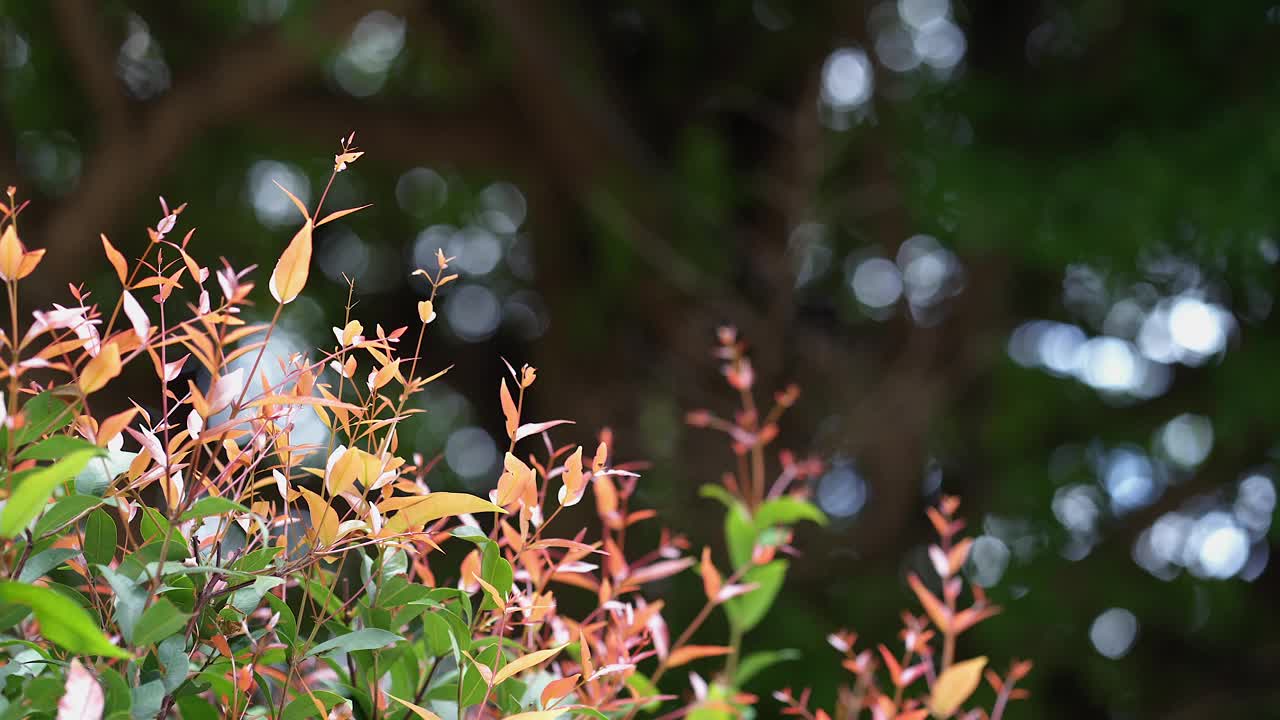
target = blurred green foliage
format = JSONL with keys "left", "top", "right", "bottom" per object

{"left": 2, "top": 0, "right": 1280, "bottom": 716}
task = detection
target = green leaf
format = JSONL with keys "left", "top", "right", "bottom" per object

{"left": 139, "top": 507, "right": 170, "bottom": 543}
{"left": 265, "top": 593, "right": 298, "bottom": 648}
{"left": 305, "top": 628, "right": 403, "bottom": 659}
{"left": 0, "top": 603, "right": 30, "bottom": 632}
{"left": 230, "top": 576, "right": 284, "bottom": 615}
{"left": 233, "top": 546, "right": 282, "bottom": 573}
{"left": 724, "top": 560, "right": 788, "bottom": 633}
{"left": 752, "top": 497, "right": 827, "bottom": 531}
{"left": 625, "top": 673, "right": 663, "bottom": 711}
{"left": 419, "top": 611, "right": 451, "bottom": 657}
{"left": 75, "top": 449, "right": 137, "bottom": 496}
{"left": 0, "top": 449, "right": 101, "bottom": 537}
{"left": 14, "top": 392, "right": 79, "bottom": 446}
{"left": 301, "top": 578, "right": 343, "bottom": 616}
{"left": 179, "top": 496, "right": 250, "bottom": 522}
{"left": 96, "top": 565, "right": 147, "bottom": 644}
{"left": 25, "top": 676, "right": 65, "bottom": 713}
{"left": 32, "top": 493, "right": 103, "bottom": 537}
{"left": 17, "top": 547, "right": 78, "bottom": 583}
{"left": 451, "top": 524, "right": 488, "bottom": 542}
{"left": 735, "top": 648, "right": 801, "bottom": 686}
{"left": 99, "top": 665, "right": 132, "bottom": 715}
{"left": 281, "top": 690, "right": 346, "bottom": 720}
{"left": 480, "top": 542, "right": 514, "bottom": 611}
{"left": 175, "top": 696, "right": 218, "bottom": 720}
{"left": 133, "top": 598, "right": 191, "bottom": 647}
{"left": 83, "top": 509, "right": 118, "bottom": 566}
{"left": 17, "top": 435, "right": 100, "bottom": 461}
{"left": 698, "top": 484, "right": 745, "bottom": 511}
{"left": 0, "top": 581, "right": 129, "bottom": 658}
{"left": 131, "top": 680, "right": 164, "bottom": 720}
{"left": 157, "top": 634, "right": 190, "bottom": 692}
{"left": 725, "top": 503, "right": 755, "bottom": 569}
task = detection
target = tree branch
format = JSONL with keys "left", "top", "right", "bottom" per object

{"left": 52, "top": 0, "right": 131, "bottom": 136}
{"left": 31, "top": 0, "right": 407, "bottom": 296}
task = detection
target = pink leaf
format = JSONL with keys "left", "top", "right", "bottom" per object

{"left": 626, "top": 558, "right": 695, "bottom": 585}
{"left": 121, "top": 290, "right": 151, "bottom": 344}
{"left": 57, "top": 660, "right": 103, "bottom": 720}
{"left": 514, "top": 419, "right": 575, "bottom": 442}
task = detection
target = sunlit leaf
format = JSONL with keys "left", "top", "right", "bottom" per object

{"left": 101, "top": 234, "right": 128, "bottom": 285}
{"left": 298, "top": 487, "right": 339, "bottom": 546}
{"left": 79, "top": 342, "right": 122, "bottom": 395}
{"left": 272, "top": 180, "right": 311, "bottom": 220}
{"left": 417, "top": 300, "right": 435, "bottom": 324}
{"left": 513, "top": 419, "right": 574, "bottom": 443}
{"left": 0, "top": 449, "right": 101, "bottom": 537}
{"left": 930, "top": 656, "right": 988, "bottom": 716}
{"left": 382, "top": 492, "right": 506, "bottom": 534}
{"left": 268, "top": 219, "right": 313, "bottom": 304}
{"left": 316, "top": 203, "right": 372, "bottom": 227}
{"left": 541, "top": 673, "right": 580, "bottom": 709}
{"left": 327, "top": 447, "right": 382, "bottom": 496}
{"left": 500, "top": 378, "right": 519, "bottom": 439}
{"left": 558, "top": 446, "right": 587, "bottom": 507}
{"left": 121, "top": 290, "right": 151, "bottom": 344}
{"left": 492, "top": 644, "right": 567, "bottom": 687}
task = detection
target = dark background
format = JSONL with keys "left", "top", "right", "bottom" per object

{"left": 3, "top": 1, "right": 1280, "bottom": 717}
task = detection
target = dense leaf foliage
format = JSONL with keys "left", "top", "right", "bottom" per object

{"left": 0, "top": 146, "right": 1030, "bottom": 719}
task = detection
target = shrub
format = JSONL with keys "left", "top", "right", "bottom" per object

{"left": 0, "top": 141, "right": 1027, "bottom": 720}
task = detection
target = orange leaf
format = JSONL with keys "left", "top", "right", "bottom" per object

{"left": 666, "top": 645, "right": 733, "bottom": 668}
{"left": 272, "top": 180, "right": 311, "bottom": 221}
{"left": 492, "top": 644, "right": 567, "bottom": 686}
{"left": 930, "top": 656, "right": 987, "bottom": 717}
{"left": 700, "top": 546, "right": 722, "bottom": 602}
{"left": 558, "top": 446, "right": 586, "bottom": 507}
{"left": 79, "top": 342, "right": 122, "bottom": 395}
{"left": 0, "top": 224, "right": 23, "bottom": 280}
{"left": 16, "top": 248, "right": 43, "bottom": 279}
{"left": 96, "top": 407, "right": 139, "bottom": 447}
{"left": 382, "top": 492, "right": 506, "bottom": 534}
{"left": 298, "top": 487, "right": 339, "bottom": 547}
{"left": 385, "top": 693, "right": 441, "bottom": 719}
{"left": 417, "top": 300, "right": 435, "bottom": 324}
{"left": 327, "top": 447, "right": 382, "bottom": 496}
{"left": 474, "top": 575, "right": 507, "bottom": 609}
{"left": 907, "top": 573, "right": 950, "bottom": 632}
{"left": 500, "top": 378, "right": 518, "bottom": 439}
{"left": 269, "top": 219, "right": 313, "bottom": 304}
{"left": 540, "top": 673, "right": 580, "bottom": 708}
{"left": 316, "top": 203, "right": 372, "bottom": 227}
